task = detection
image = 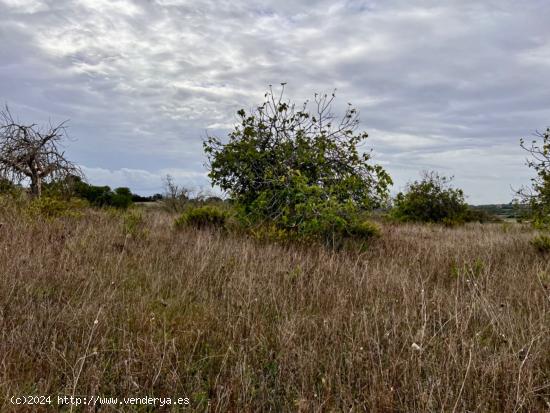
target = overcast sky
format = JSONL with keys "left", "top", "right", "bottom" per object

{"left": 1, "top": 0, "right": 549, "bottom": 203}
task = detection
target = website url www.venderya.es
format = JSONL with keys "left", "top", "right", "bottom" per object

{"left": 10, "top": 395, "right": 191, "bottom": 407}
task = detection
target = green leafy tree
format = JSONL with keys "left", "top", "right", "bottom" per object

{"left": 110, "top": 187, "right": 133, "bottom": 209}
{"left": 203, "top": 85, "right": 392, "bottom": 242}
{"left": 392, "top": 171, "right": 469, "bottom": 224}
{"left": 50, "top": 176, "right": 133, "bottom": 209}
{"left": 518, "top": 129, "right": 550, "bottom": 229}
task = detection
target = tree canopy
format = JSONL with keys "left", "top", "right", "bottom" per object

{"left": 518, "top": 129, "right": 550, "bottom": 228}
{"left": 392, "top": 171, "right": 469, "bottom": 224}
{"left": 204, "top": 85, "right": 392, "bottom": 241}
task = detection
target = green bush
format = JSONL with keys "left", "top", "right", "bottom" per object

{"left": 110, "top": 187, "right": 133, "bottom": 209}
{"left": 247, "top": 211, "right": 380, "bottom": 249}
{"left": 347, "top": 220, "right": 381, "bottom": 239}
{"left": 517, "top": 128, "right": 550, "bottom": 230}
{"left": 531, "top": 234, "right": 550, "bottom": 253}
{"left": 392, "top": 172, "right": 469, "bottom": 224}
{"left": 27, "top": 196, "right": 88, "bottom": 219}
{"left": 238, "top": 182, "right": 382, "bottom": 247}
{"left": 203, "top": 86, "right": 392, "bottom": 246}
{"left": 0, "top": 181, "right": 25, "bottom": 202}
{"left": 123, "top": 209, "right": 146, "bottom": 237}
{"left": 175, "top": 206, "right": 228, "bottom": 230}
{"left": 0, "top": 178, "right": 20, "bottom": 195}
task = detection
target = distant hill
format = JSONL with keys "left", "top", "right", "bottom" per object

{"left": 469, "top": 203, "right": 525, "bottom": 220}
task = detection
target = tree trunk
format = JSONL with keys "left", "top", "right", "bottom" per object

{"left": 30, "top": 175, "right": 42, "bottom": 198}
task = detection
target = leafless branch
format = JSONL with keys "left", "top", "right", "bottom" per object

{"left": 0, "top": 105, "right": 82, "bottom": 197}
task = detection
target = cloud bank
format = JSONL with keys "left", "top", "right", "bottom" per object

{"left": 1, "top": 0, "right": 549, "bottom": 203}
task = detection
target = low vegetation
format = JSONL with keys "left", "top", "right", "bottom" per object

{"left": 0, "top": 199, "right": 549, "bottom": 411}
{"left": 531, "top": 233, "right": 550, "bottom": 253}
{"left": 175, "top": 205, "right": 229, "bottom": 230}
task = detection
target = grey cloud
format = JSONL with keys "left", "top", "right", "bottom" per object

{"left": 1, "top": 0, "right": 549, "bottom": 202}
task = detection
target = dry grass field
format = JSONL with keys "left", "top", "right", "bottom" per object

{"left": 0, "top": 202, "right": 549, "bottom": 412}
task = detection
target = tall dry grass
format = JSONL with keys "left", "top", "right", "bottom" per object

{"left": 0, "top": 202, "right": 549, "bottom": 412}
